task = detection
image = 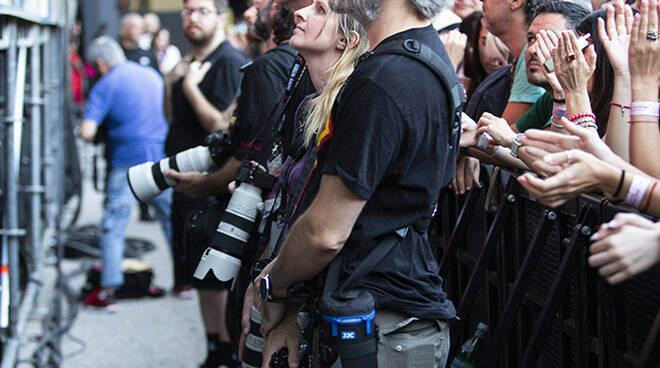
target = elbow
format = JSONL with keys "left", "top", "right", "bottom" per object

{"left": 307, "top": 220, "right": 349, "bottom": 254}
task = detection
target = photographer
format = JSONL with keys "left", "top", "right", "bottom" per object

{"left": 163, "top": 0, "right": 246, "bottom": 366}
{"left": 255, "top": 0, "right": 460, "bottom": 367}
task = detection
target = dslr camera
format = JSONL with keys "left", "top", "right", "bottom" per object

{"left": 127, "top": 130, "right": 232, "bottom": 202}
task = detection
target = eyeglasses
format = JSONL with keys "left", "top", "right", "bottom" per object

{"left": 181, "top": 7, "right": 218, "bottom": 18}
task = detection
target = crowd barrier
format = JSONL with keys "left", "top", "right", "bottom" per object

{"left": 0, "top": 1, "right": 79, "bottom": 366}
{"left": 433, "top": 167, "right": 660, "bottom": 368}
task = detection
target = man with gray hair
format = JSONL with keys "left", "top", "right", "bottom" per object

{"left": 78, "top": 36, "right": 172, "bottom": 311}
{"left": 256, "top": 0, "right": 458, "bottom": 367}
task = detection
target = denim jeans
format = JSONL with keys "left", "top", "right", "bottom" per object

{"left": 101, "top": 166, "right": 172, "bottom": 288}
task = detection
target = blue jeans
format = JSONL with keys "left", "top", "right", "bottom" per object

{"left": 101, "top": 166, "right": 172, "bottom": 288}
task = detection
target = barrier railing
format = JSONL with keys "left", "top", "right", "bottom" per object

{"left": 435, "top": 167, "right": 660, "bottom": 368}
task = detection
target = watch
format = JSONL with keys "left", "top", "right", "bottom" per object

{"left": 260, "top": 274, "right": 288, "bottom": 303}
{"left": 510, "top": 133, "right": 525, "bottom": 158}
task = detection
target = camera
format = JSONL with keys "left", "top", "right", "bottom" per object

{"left": 242, "top": 306, "right": 265, "bottom": 368}
{"left": 194, "top": 160, "right": 276, "bottom": 282}
{"left": 127, "top": 130, "right": 232, "bottom": 202}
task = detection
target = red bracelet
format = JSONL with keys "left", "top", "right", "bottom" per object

{"left": 568, "top": 112, "right": 596, "bottom": 121}
{"left": 641, "top": 181, "right": 657, "bottom": 213}
{"left": 627, "top": 120, "right": 659, "bottom": 124}
{"left": 610, "top": 102, "right": 631, "bottom": 109}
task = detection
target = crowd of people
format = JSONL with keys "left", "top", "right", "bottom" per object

{"left": 73, "top": 0, "right": 660, "bottom": 366}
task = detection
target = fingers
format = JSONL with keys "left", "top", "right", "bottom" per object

{"left": 606, "top": 5, "right": 617, "bottom": 41}
{"left": 640, "top": 0, "right": 649, "bottom": 42}
{"left": 584, "top": 44, "right": 597, "bottom": 68}
{"left": 624, "top": 2, "right": 635, "bottom": 33}
{"left": 631, "top": 11, "right": 641, "bottom": 45}
{"left": 611, "top": 212, "right": 656, "bottom": 229}
{"left": 162, "top": 169, "right": 182, "bottom": 180}
{"left": 650, "top": 0, "right": 659, "bottom": 34}
{"left": 598, "top": 17, "right": 610, "bottom": 45}
{"left": 238, "top": 332, "right": 247, "bottom": 362}
{"left": 455, "top": 157, "right": 467, "bottom": 195}
{"left": 287, "top": 338, "right": 300, "bottom": 368}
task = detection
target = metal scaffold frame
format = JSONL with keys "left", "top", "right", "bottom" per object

{"left": 0, "top": 1, "right": 78, "bottom": 366}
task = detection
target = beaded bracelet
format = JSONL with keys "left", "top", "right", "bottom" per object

{"left": 568, "top": 112, "right": 596, "bottom": 121}
{"left": 630, "top": 101, "right": 660, "bottom": 117}
{"left": 579, "top": 122, "right": 598, "bottom": 130}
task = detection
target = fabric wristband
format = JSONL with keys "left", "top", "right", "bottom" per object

{"left": 624, "top": 175, "right": 652, "bottom": 208}
{"left": 630, "top": 101, "right": 660, "bottom": 117}
{"left": 552, "top": 107, "right": 568, "bottom": 119}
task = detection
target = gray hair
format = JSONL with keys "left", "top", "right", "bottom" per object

{"left": 408, "top": 0, "right": 450, "bottom": 19}
{"left": 85, "top": 36, "right": 127, "bottom": 67}
{"left": 330, "top": 0, "right": 448, "bottom": 26}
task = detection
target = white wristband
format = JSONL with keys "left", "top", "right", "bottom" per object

{"left": 630, "top": 101, "right": 660, "bottom": 117}
{"left": 624, "top": 175, "right": 651, "bottom": 208}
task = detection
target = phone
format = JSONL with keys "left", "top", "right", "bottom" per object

{"left": 542, "top": 33, "right": 591, "bottom": 73}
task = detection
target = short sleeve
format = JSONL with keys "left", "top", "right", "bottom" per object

{"left": 232, "top": 62, "right": 287, "bottom": 164}
{"left": 83, "top": 80, "right": 111, "bottom": 125}
{"left": 207, "top": 55, "right": 245, "bottom": 110}
{"left": 508, "top": 46, "right": 545, "bottom": 104}
{"left": 515, "top": 92, "right": 553, "bottom": 132}
{"left": 321, "top": 81, "right": 405, "bottom": 200}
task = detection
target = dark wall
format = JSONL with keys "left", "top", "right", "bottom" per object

{"left": 79, "top": 0, "right": 122, "bottom": 51}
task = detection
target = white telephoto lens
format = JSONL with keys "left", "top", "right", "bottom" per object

{"left": 175, "top": 146, "right": 213, "bottom": 173}
{"left": 224, "top": 184, "right": 263, "bottom": 222}
{"left": 127, "top": 162, "right": 162, "bottom": 202}
{"left": 193, "top": 247, "right": 243, "bottom": 281}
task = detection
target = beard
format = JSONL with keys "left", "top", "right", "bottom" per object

{"left": 329, "top": 0, "right": 383, "bottom": 26}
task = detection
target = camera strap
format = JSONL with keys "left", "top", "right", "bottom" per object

{"left": 245, "top": 54, "right": 308, "bottom": 162}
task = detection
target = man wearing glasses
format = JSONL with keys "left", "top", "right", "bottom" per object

{"left": 163, "top": 0, "right": 247, "bottom": 367}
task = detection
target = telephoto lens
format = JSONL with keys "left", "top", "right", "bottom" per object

{"left": 194, "top": 161, "right": 276, "bottom": 282}
{"left": 241, "top": 306, "right": 264, "bottom": 368}
{"left": 127, "top": 130, "right": 231, "bottom": 202}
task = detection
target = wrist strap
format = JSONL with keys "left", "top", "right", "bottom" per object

{"left": 612, "top": 169, "right": 626, "bottom": 199}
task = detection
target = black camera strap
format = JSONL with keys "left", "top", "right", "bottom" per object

{"left": 245, "top": 54, "right": 308, "bottom": 160}
{"left": 271, "top": 145, "right": 317, "bottom": 256}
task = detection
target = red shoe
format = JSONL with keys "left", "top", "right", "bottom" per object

{"left": 84, "top": 289, "right": 117, "bottom": 312}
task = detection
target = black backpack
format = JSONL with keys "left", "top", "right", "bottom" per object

{"left": 464, "top": 65, "right": 513, "bottom": 121}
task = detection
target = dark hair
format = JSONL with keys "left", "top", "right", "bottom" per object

{"left": 578, "top": 9, "right": 612, "bottom": 137}
{"left": 460, "top": 12, "right": 488, "bottom": 100}
{"left": 253, "top": 2, "right": 295, "bottom": 45}
{"left": 531, "top": 0, "right": 591, "bottom": 31}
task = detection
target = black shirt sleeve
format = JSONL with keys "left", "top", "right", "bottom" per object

{"left": 205, "top": 54, "right": 246, "bottom": 111}
{"left": 321, "top": 80, "right": 406, "bottom": 200}
{"left": 231, "top": 61, "right": 287, "bottom": 164}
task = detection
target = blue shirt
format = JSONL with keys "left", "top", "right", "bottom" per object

{"left": 84, "top": 61, "right": 168, "bottom": 166}
{"left": 509, "top": 44, "right": 545, "bottom": 104}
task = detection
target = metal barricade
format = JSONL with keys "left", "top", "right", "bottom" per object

{"left": 436, "top": 168, "right": 660, "bottom": 368}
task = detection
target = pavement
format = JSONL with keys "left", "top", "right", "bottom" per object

{"left": 16, "top": 152, "right": 208, "bottom": 368}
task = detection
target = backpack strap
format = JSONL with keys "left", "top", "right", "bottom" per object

{"left": 372, "top": 39, "right": 465, "bottom": 152}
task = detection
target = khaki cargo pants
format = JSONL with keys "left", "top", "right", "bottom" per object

{"left": 375, "top": 309, "right": 450, "bottom": 368}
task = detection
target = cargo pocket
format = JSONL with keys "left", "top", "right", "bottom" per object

{"left": 377, "top": 317, "right": 441, "bottom": 367}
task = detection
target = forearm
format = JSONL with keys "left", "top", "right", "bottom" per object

{"left": 599, "top": 163, "right": 660, "bottom": 217}
{"left": 466, "top": 147, "right": 528, "bottom": 171}
{"left": 183, "top": 84, "right": 229, "bottom": 133}
{"left": 269, "top": 213, "right": 341, "bottom": 296}
{"left": 629, "top": 81, "right": 660, "bottom": 178}
{"left": 565, "top": 90, "right": 592, "bottom": 118}
{"left": 604, "top": 74, "right": 631, "bottom": 160}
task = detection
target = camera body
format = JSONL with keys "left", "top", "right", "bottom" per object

{"left": 127, "top": 130, "right": 232, "bottom": 202}
{"left": 194, "top": 161, "right": 276, "bottom": 282}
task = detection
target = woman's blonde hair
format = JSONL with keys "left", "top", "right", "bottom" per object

{"left": 302, "top": 13, "right": 369, "bottom": 147}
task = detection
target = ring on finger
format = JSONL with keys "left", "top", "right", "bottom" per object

{"left": 647, "top": 29, "right": 658, "bottom": 41}
{"left": 566, "top": 53, "right": 576, "bottom": 62}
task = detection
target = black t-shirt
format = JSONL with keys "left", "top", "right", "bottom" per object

{"left": 124, "top": 47, "right": 159, "bottom": 71}
{"left": 309, "top": 25, "right": 457, "bottom": 319}
{"left": 230, "top": 44, "right": 297, "bottom": 166}
{"left": 166, "top": 41, "right": 247, "bottom": 156}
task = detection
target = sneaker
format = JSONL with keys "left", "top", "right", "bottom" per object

{"left": 84, "top": 289, "right": 117, "bottom": 312}
{"left": 172, "top": 285, "right": 194, "bottom": 299}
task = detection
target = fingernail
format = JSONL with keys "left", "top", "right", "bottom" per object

{"left": 244, "top": 327, "right": 250, "bottom": 334}
{"left": 466, "top": 187, "right": 471, "bottom": 191}
{"left": 607, "top": 220, "right": 619, "bottom": 229}
{"left": 590, "top": 232, "right": 600, "bottom": 241}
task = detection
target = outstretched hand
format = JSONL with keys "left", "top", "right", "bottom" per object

{"left": 598, "top": 0, "right": 634, "bottom": 76}
{"left": 552, "top": 31, "right": 597, "bottom": 94}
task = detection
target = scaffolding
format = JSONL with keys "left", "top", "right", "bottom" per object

{"left": 0, "top": 1, "right": 78, "bottom": 367}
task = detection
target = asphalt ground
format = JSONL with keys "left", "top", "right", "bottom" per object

{"left": 16, "top": 157, "right": 207, "bottom": 368}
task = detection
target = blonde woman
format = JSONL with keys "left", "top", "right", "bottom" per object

{"left": 238, "top": 1, "right": 368, "bottom": 366}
